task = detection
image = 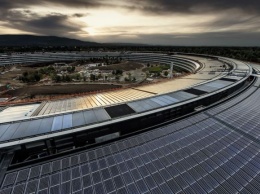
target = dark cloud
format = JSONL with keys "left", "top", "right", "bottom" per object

{"left": 1, "top": 10, "right": 85, "bottom": 37}
{"left": 1, "top": 0, "right": 259, "bottom": 15}
{"left": 0, "top": 0, "right": 104, "bottom": 11}
{"left": 130, "top": 0, "right": 260, "bottom": 15}
{"left": 0, "top": 0, "right": 94, "bottom": 37}
{"left": 0, "top": 0, "right": 259, "bottom": 45}
{"left": 25, "top": 14, "right": 82, "bottom": 34}
{"left": 1, "top": 0, "right": 260, "bottom": 18}
{"left": 72, "top": 13, "right": 88, "bottom": 18}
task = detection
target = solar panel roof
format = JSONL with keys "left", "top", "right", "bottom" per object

{"left": 0, "top": 53, "right": 256, "bottom": 193}
{"left": 1, "top": 109, "right": 260, "bottom": 193}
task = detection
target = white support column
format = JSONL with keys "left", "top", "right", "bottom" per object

{"left": 169, "top": 62, "right": 174, "bottom": 78}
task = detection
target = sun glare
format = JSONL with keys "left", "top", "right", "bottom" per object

{"left": 86, "top": 27, "right": 96, "bottom": 36}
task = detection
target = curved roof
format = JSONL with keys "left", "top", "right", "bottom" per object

{"left": 0, "top": 53, "right": 251, "bottom": 148}
{"left": 1, "top": 75, "right": 260, "bottom": 194}
{"left": 1, "top": 52, "right": 260, "bottom": 194}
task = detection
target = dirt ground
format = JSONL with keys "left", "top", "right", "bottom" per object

{"left": 1, "top": 84, "right": 121, "bottom": 97}
{"left": 0, "top": 61, "right": 78, "bottom": 87}
{"left": 0, "top": 65, "right": 36, "bottom": 86}
{"left": 120, "top": 69, "right": 146, "bottom": 82}
{"left": 0, "top": 61, "right": 149, "bottom": 100}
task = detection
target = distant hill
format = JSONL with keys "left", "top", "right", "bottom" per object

{"left": 103, "top": 42, "right": 149, "bottom": 46}
{"left": 0, "top": 35, "right": 150, "bottom": 47}
{"left": 0, "top": 35, "right": 100, "bottom": 46}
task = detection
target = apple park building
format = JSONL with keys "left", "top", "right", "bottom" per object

{"left": 0, "top": 52, "right": 260, "bottom": 194}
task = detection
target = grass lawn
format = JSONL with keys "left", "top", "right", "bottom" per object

{"left": 143, "top": 65, "right": 169, "bottom": 73}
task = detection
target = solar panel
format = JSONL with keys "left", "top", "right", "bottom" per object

{"left": 62, "top": 114, "right": 73, "bottom": 129}
{"left": 38, "top": 117, "right": 54, "bottom": 134}
{"left": 195, "top": 85, "right": 219, "bottom": 92}
{"left": 127, "top": 101, "right": 146, "bottom": 112}
{"left": 214, "top": 89, "right": 260, "bottom": 139}
{"left": 22, "top": 119, "right": 42, "bottom": 137}
{"left": 105, "top": 104, "right": 135, "bottom": 118}
{"left": 0, "top": 123, "right": 20, "bottom": 142}
{"left": 28, "top": 166, "right": 40, "bottom": 180}
{"left": 1, "top": 86, "right": 260, "bottom": 193}
{"left": 93, "top": 108, "right": 111, "bottom": 122}
{"left": 143, "top": 99, "right": 161, "bottom": 109}
{"left": 207, "top": 87, "right": 257, "bottom": 115}
{"left": 72, "top": 112, "right": 86, "bottom": 127}
{"left": 16, "top": 169, "right": 29, "bottom": 183}
{"left": 184, "top": 88, "right": 207, "bottom": 95}
{"left": 11, "top": 122, "right": 31, "bottom": 140}
{"left": 38, "top": 177, "right": 49, "bottom": 191}
{"left": 51, "top": 116, "right": 63, "bottom": 131}
{"left": 2, "top": 172, "right": 17, "bottom": 187}
{"left": 12, "top": 184, "right": 25, "bottom": 194}
{"left": 171, "top": 91, "right": 198, "bottom": 100}
{"left": 150, "top": 97, "right": 168, "bottom": 106}
{"left": 0, "top": 124, "right": 10, "bottom": 140}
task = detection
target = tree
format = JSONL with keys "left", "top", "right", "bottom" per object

{"left": 76, "top": 74, "right": 80, "bottom": 80}
{"left": 128, "top": 73, "right": 132, "bottom": 80}
{"left": 47, "top": 66, "right": 55, "bottom": 74}
{"left": 90, "top": 74, "right": 96, "bottom": 81}
{"left": 23, "top": 71, "right": 28, "bottom": 77}
{"left": 34, "top": 73, "right": 41, "bottom": 82}
{"left": 39, "top": 68, "right": 45, "bottom": 74}
{"left": 115, "top": 69, "right": 123, "bottom": 75}
{"left": 27, "top": 74, "right": 35, "bottom": 82}
{"left": 52, "top": 75, "right": 61, "bottom": 82}
{"left": 66, "top": 66, "right": 75, "bottom": 73}
{"left": 67, "top": 66, "right": 72, "bottom": 72}
{"left": 65, "top": 75, "right": 71, "bottom": 82}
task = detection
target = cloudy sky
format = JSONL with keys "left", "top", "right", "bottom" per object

{"left": 0, "top": 0, "right": 260, "bottom": 46}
